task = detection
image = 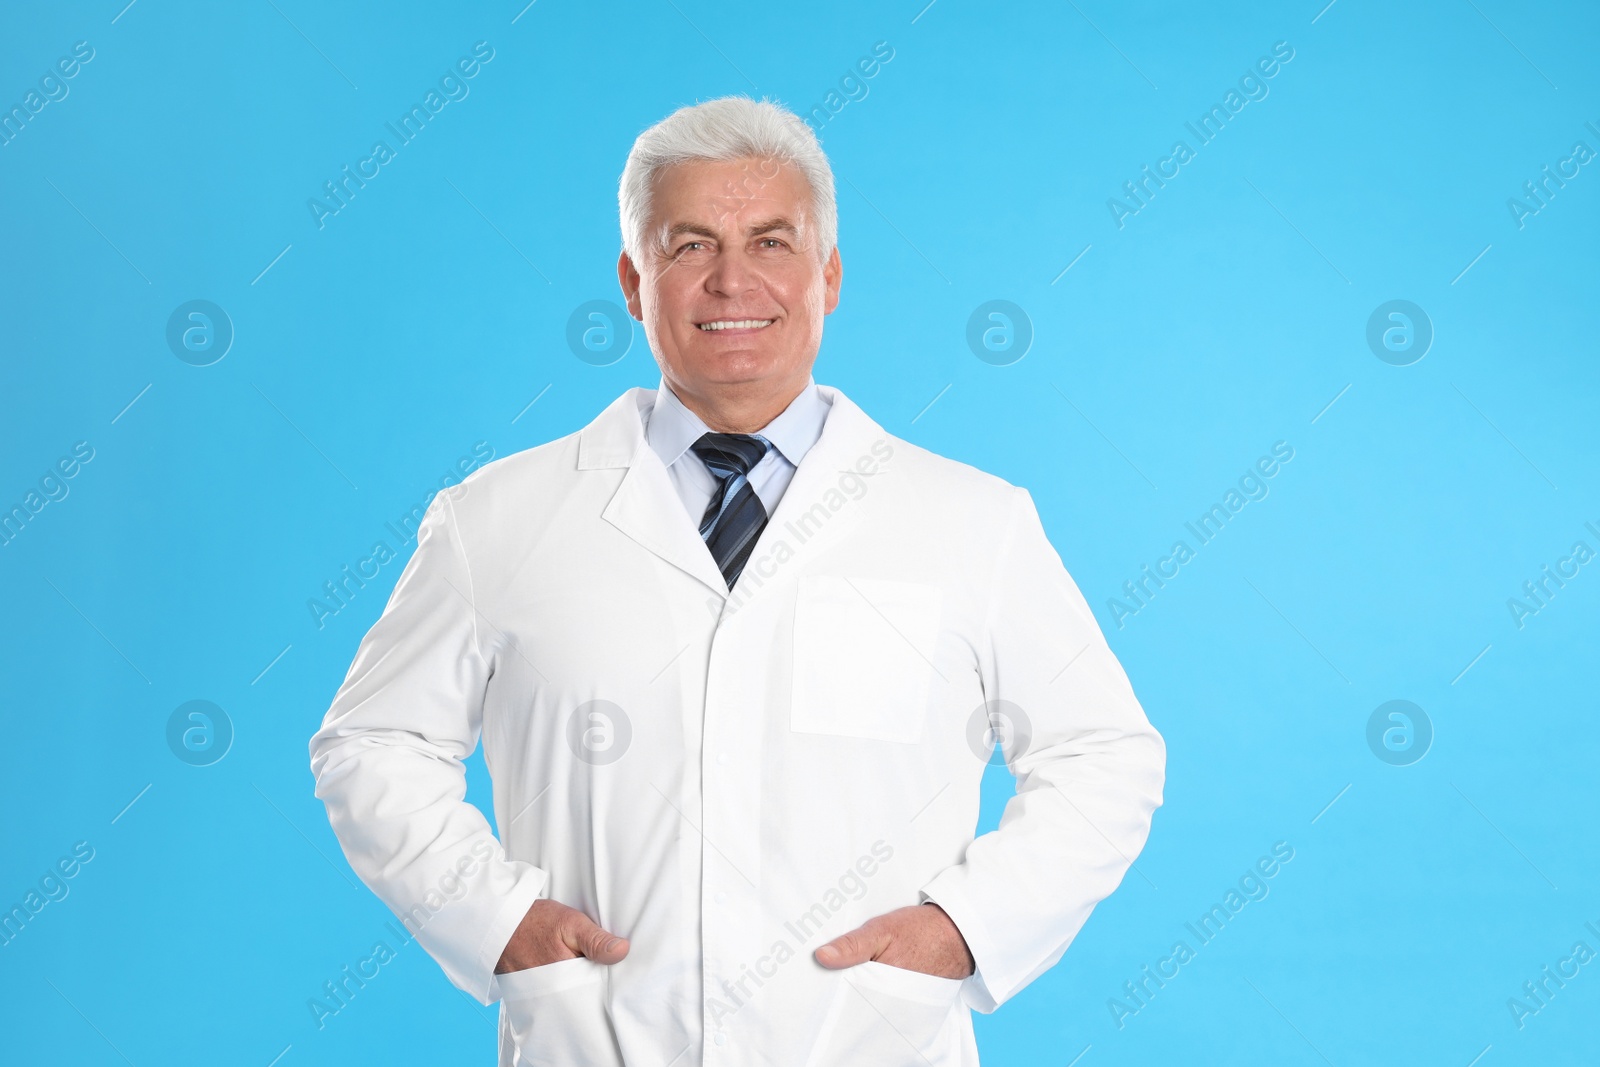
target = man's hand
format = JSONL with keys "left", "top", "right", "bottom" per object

{"left": 494, "top": 898, "right": 630, "bottom": 974}
{"left": 813, "top": 903, "right": 975, "bottom": 980}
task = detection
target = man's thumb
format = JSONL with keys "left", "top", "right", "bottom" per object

{"left": 814, "top": 925, "right": 880, "bottom": 969}
{"left": 565, "top": 912, "right": 630, "bottom": 964}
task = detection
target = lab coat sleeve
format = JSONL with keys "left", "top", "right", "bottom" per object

{"left": 919, "top": 484, "right": 1165, "bottom": 1012}
{"left": 308, "top": 486, "right": 548, "bottom": 1006}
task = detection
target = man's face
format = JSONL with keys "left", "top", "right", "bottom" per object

{"left": 618, "top": 157, "right": 842, "bottom": 406}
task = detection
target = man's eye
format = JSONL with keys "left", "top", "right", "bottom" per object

{"left": 677, "top": 241, "right": 706, "bottom": 254}
{"left": 758, "top": 238, "right": 784, "bottom": 249}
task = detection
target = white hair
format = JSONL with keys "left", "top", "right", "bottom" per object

{"left": 618, "top": 96, "right": 837, "bottom": 262}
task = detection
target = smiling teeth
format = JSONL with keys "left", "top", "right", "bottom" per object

{"left": 698, "top": 319, "right": 774, "bottom": 330}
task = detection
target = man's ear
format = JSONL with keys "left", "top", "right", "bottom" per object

{"left": 822, "top": 245, "right": 842, "bottom": 316}
{"left": 617, "top": 249, "right": 644, "bottom": 321}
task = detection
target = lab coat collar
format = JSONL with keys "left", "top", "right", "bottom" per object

{"left": 645, "top": 374, "right": 829, "bottom": 472}
{"left": 578, "top": 382, "right": 890, "bottom": 604}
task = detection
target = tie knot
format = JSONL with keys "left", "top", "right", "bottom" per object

{"left": 691, "top": 433, "right": 771, "bottom": 480}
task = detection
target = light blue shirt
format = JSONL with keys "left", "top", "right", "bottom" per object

{"left": 644, "top": 374, "right": 833, "bottom": 528}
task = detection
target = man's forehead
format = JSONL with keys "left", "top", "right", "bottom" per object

{"left": 663, "top": 214, "right": 801, "bottom": 239}
{"left": 654, "top": 154, "right": 787, "bottom": 185}
{"left": 652, "top": 159, "right": 810, "bottom": 227}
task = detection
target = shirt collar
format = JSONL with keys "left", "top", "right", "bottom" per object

{"left": 646, "top": 373, "right": 831, "bottom": 470}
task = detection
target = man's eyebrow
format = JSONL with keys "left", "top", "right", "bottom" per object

{"left": 745, "top": 216, "right": 799, "bottom": 236}
{"left": 661, "top": 217, "right": 800, "bottom": 243}
{"left": 664, "top": 222, "right": 719, "bottom": 242}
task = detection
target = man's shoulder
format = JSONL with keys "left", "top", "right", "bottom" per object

{"left": 877, "top": 429, "right": 1022, "bottom": 511}
{"left": 448, "top": 387, "right": 646, "bottom": 502}
{"left": 823, "top": 385, "right": 1022, "bottom": 509}
{"left": 472, "top": 432, "right": 580, "bottom": 483}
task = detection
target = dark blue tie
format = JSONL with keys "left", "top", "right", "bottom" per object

{"left": 691, "top": 432, "right": 773, "bottom": 589}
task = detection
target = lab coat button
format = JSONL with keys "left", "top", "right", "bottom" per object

{"left": 715, "top": 890, "right": 728, "bottom": 904}
{"left": 714, "top": 1032, "right": 727, "bottom": 1046}
{"left": 716, "top": 753, "right": 729, "bottom": 766}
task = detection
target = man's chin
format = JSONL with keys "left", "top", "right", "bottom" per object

{"left": 679, "top": 349, "right": 795, "bottom": 384}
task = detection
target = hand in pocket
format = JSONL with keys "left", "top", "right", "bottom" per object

{"left": 813, "top": 902, "right": 974, "bottom": 979}
{"left": 495, "top": 897, "right": 629, "bottom": 974}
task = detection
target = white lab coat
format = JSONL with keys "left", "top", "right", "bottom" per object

{"left": 308, "top": 384, "right": 1165, "bottom": 1066}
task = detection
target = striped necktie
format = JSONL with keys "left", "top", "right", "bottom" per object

{"left": 691, "top": 432, "right": 774, "bottom": 589}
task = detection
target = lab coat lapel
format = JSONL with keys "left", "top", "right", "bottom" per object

{"left": 583, "top": 388, "right": 732, "bottom": 598}
{"left": 723, "top": 385, "right": 886, "bottom": 613}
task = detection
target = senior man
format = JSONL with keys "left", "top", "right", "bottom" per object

{"left": 309, "top": 96, "right": 1165, "bottom": 1066}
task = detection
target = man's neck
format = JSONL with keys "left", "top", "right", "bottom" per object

{"left": 666, "top": 374, "right": 809, "bottom": 434}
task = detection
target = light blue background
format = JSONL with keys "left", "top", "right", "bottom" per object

{"left": 2, "top": 0, "right": 1596, "bottom": 1064}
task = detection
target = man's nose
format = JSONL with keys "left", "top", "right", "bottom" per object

{"left": 704, "top": 248, "right": 760, "bottom": 296}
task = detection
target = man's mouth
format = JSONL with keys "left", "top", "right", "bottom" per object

{"left": 696, "top": 319, "right": 775, "bottom": 331}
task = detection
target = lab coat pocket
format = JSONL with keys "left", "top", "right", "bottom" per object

{"left": 497, "top": 956, "right": 621, "bottom": 1067}
{"left": 791, "top": 575, "right": 943, "bottom": 744}
{"left": 809, "top": 960, "right": 965, "bottom": 1067}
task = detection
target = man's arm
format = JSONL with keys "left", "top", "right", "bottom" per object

{"left": 307, "top": 486, "right": 548, "bottom": 1005}
{"left": 928, "top": 483, "right": 1164, "bottom": 1011}
{"left": 918, "top": 484, "right": 1166, "bottom": 1010}
{"left": 814, "top": 485, "right": 1164, "bottom": 1000}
